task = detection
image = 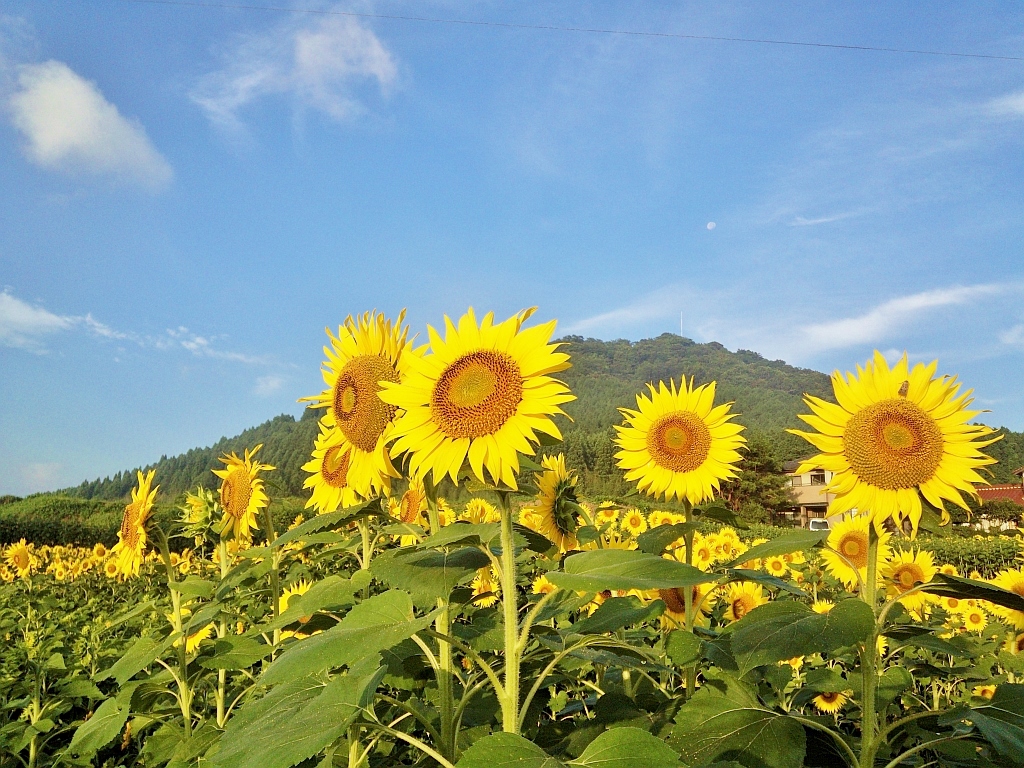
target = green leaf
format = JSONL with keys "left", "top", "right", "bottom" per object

{"left": 372, "top": 547, "right": 490, "bottom": 607}
{"left": 262, "top": 590, "right": 436, "bottom": 684}
{"left": 635, "top": 524, "right": 689, "bottom": 556}
{"left": 60, "top": 678, "right": 105, "bottom": 700}
{"left": 802, "top": 667, "right": 847, "bottom": 694}
{"left": 200, "top": 636, "right": 273, "bottom": 670}
{"left": 271, "top": 500, "right": 378, "bottom": 549}
{"left": 876, "top": 666, "right": 914, "bottom": 707}
{"left": 669, "top": 672, "right": 805, "bottom": 768}
{"left": 456, "top": 732, "right": 565, "bottom": 767}
{"left": 721, "top": 568, "right": 807, "bottom": 597}
{"left": 67, "top": 696, "right": 129, "bottom": 758}
{"left": 571, "top": 726, "right": 680, "bottom": 768}
{"left": 258, "top": 574, "right": 357, "bottom": 632}
{"left": 167, "top": 723, "right": 221, "bottom": 768}
{"left": 97, "top": 633, "right": 176, "bottom": 685}
{"left": 922, "top": 574, "right": 1024, "bottom": 614}
{"left": 730, "top": 599, "right": 872, "bottom": 673}
{"left": 417, "top": 522, "right": 501, "bottom": 549}
{"left": 548, "top": 550, "right": 715, "bottom": 592}
{"left": 697, "top": 504, "right": 747, "bottom": 529}
{"left": 569, "top": 597, "right": 665, "bottom": 636}
{"left": 214, "top": 670, "right": 381, "bottom": 768}
{"left": 967, "top": 684, "right": 1024, "bottom": 761}
{"left": 723, "top": 530, "right": 826, "bottom": 568}
{"left": 172, "top": 576, "right": 215, "bottom": 599}
{"left": 665, "top": 630, "right": 703, "bottom": 667}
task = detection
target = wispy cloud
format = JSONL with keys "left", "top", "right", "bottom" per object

{"left": 788, "top": 210, "right": 865, "bottom": 227}
{"left": 7, "top": 60, "right": 172, "bottom": 188}
{"left": 0, "top": 290, "right": 73, "bottom": 350}
{"left": 253, "top": 374, "right": 286, "bottom": 397}
{"left": 563, "top": 284, "right": 697, "bottom": 336}
{"left": 192, "top": 11, "right": 397, "bottom": 133}
{"left": 1000, "top": 324, "right": 1024, "bottom": 347}
{"left": 987, "top": 90, "right": 1024, "bottom": 118}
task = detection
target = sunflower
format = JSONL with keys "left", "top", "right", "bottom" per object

{"left": 940, "top": 596, "right": 968, "bottom": 614}
{"left": 110, "top": 470, "right": 158, "bottom": 579}
{"left": 764, "top": 556, "right": 789, "bottom": 579}
{"left": 691, "top": 534, "right": 718, "bottom": 570}
{"left": 4, "top": 539, "right": 34, "bottom": 579}
{"left": 521, "top": 454, "right": 580, "bottom": 552}
{"left": 92, "top": 543, "right": 107, "bottom": 559}
{"left": 532, "top": 574, "right": 557, "bottom": 595}
{"left": 973, "top": 685, "right": 997, "bottom": 700}
{"left": 181, "top": 486, "right": 217, "bottom": 539}
{"left": 615, "top": 377, "right": 745, "bottom": 503}
{"left": 883, "top": 549, "right": 937, "bottom": 618}
{"left": 471, "top": 567, "right": 500, "bottom": 607}
{"left": 620, "top": 508, "right": 649, "bottom": 537}
{"left": 396, "top": 477, "right": 428, "bottom": 525}
{"left": 463, "top": 497, "right": 500, "bottom": 524}
{"left": 104, "top": 559, "right": 119, "bottom": 578}
{"left": 718, "top": 527, "right": 741, "bottom": 555}
{"left": 821, "top": 513, "right": 892, "bottom": 590}
{"left": 595, "top": 504, "right": 620, "bottom": 528}
{"left": 1005, "top": 633, "right": 1024, "bottom": 655}
{"left": 181, "top": 623, "right": 214, "bottom": 655}
{"left": 659, "top": 582, "right": 714, "bottom": 626}
{"left": 213, "top": 445, "right": 273, "bottom": 543}
{"left": 302, "top": 422, "right": 361, "bottom": 514}
{"left": 790, "top": 352, "right": 999, "bottom": 537}
{"left": 301, "top": 310, "right": 415, "bottom": 497}
{"left": 989, "top": 568, "right": 1024, "bottom": 630}
{"left": 962, "top": 606, "right": 987, "bottom": 632}
{"left": 379, "top": 307, "right": 574, "bottom": 490}
{"left": 649, "top": 510, "right": 677, "bottom": 528}
{"left": 939, "top": 563, "right": 960, "bottom": 577}
{"left": 722, "top": 582, "right": 767, "bottom": 623}
{"left": 812, "top": 599, "right": 835, "bottom": 614}
{"left": 812, "top": 691, "right": 850, "bottom": 714}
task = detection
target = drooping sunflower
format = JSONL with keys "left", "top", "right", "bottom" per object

{"left": 989, "top": 568, "right": 1024, "bottom": 630}
{"left": 281, "top": 579, "right": 315, "bottom": 638}
{"left": 812, "top": 599, "right": 835, "bottom": 614}
{"left": 721, "top": 582, "right": 767, "bottom": 623}
{"left": 813, "top": 691, "right": 850, "bottom": 715}
{"left": 4, "top": 539, "right": 34, "bottom": 579}
{"left": 789, "top": 352, "right": 999, "bottom": 537}
{"left": 821, "top": 513, "right": 891, "bottom": 590}
{"left": 110, "top": 470, "right": 158, "bottom": 579}
{"left": 301, "top": 311, "right": 416, "bottom": 497}
{"left": 302, "top": 422, "right": 361, "bottom": 514}
{"left": 462, "top": 497, "right": 500, "bottom": 524}
{"left": 378, "top": 307, "right": 575, "bottom": 490}
{"left": 883, "top": 549, "right": 937, "bottom": 618}
{"left": 614, "top": 377, "right": 745, "bottom": 504}
{"left": 521, "top": 454, "right": 580, "bottom": 552}
{"left": 213, "top": 445, "right": 274, "bottom": 543}
{"left": 397, "top": 477, "right": 428, "bottom": 525}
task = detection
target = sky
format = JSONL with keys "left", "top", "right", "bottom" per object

{"left": 1, "top": 1, "right": 1023, "bottom": 496}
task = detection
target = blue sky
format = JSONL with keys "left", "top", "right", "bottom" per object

{"left": 2, "top": 1, "right": 1023, "bottom": 496}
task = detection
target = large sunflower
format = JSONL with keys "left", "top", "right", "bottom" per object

{"left": 379, "top": 307, "right": 574, "bottom": 489}
{"left": 301, "top": 310, "right": 416, "bottom": 497}
{"left": 521, "top": 453, "right": 580, "bottom": 552}
{"left": 109, "top": 470, "right": 158, "bottom": 579}
{"left": 4, "top": 539, "right": 34, "bottom": 579}
{"left": 614, "top": 378, "right": 745, "bottom": 504}
{"left": 821, "top": 513, "right": 891, "bottom": 590}
{"left": 790, "top": 352, "right": 999, "bottom": 537}
{"left": 302, "top": 422, "right": 361, "bottom": 514}
{"left": 213, "top": 445, "right": 273, "bottom": 543}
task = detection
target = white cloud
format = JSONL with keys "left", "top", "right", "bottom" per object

{"left": 7, "top": 61, "right": 172, "bottom": 188}
{"left": 20, "top": 462, "right": 61, "bottom": 492}
{"left": 799, "top": 284, "right": 1008, "bottom": 353}
{"left": 788, "top": 210, "right": 865, "bottom": 227}
{"left": 1000, "top": 324, "right": 1024, "bottom": 347}
{"left": 987, "top": 91, "right": 1024, "bottom": 117}
{"left": 564, "top": 284, "right": 690, "bottom": 336}
{"left": 253, "top": 374, "right": 286, "bottom": 397}
{"left": 0, "top": 290, "right": 73, "bottom": 350}
{"left": 192, "top": 14, "right": 397, "bottom": 132}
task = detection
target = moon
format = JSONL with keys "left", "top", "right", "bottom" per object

{"left": 706, "top": 222, "right": 716, "bottom": 230}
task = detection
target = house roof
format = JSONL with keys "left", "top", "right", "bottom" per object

{"left": 1014, "top": 466, "right": 1024, "bottom": 478}
{"left": 782, "top": 455, "right": 819, "bottom": 473}
{"left": 978, "top": 486, "right": 1024, "bottom": 506}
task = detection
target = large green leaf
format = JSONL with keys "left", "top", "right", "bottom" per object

{"left": 721, "top": 568, "right": 807, "bottom": 597}
{"left": 665, "top": 630, "right": 703, "bottom": 667}
{"left": 922, "top": 574, "right": 1024, "bottom": 614}
{"left": 548, "top": 550, "right": 715, "bottom": 592}
{"left": 724, "top": 530, "right": 826, "bottom": 568}
{"left": 730, "top": 598, "right": 873, "bottom": 672}
{"left": 635, "top": 524, "right": 690, "bottom": 556}
{"left": 97, "top": 633, "right": 175, "bottom": 685}
{"left": 262, "top": 590, "right": 435, "bottom": 684}
{"left": 568, "top": 597, "right": 665, "bottom": 636}
{"left": 271, "top": 500, "right": 379, "bottom": 550}
{"left": 258, "top": 574, "right": 357, "bottom": 632}
{"left": 967, "top": 684, "right": 1024, "bottom": 762}
{"left": 372, "top": 547, "right": 490, "bottom": 606}
{"left": 67, "top": 695, "right": 130, "bottom": 758}
{"left": 669, "top": 673, "right": 805, "bottom": 768}
{"left": 418, "top": 522, "right": 501, "bottom": 549}
{"left": 456, "top": 732, "right": 564, "bottom": 767}
{"left": 200, "top": 636, "right": 273, "bottom": 670}
{"left": 214, "top": 670, "right": 380, "bottom": 768}
{"left": 572, "top": 726, "right": 681, "bottom": 767}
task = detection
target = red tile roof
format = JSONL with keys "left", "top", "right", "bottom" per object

{"left": 978, "top": 486, "right": 1024, "bottom": 506}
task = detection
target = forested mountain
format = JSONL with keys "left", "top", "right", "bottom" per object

{"left": 64, "top": 334, "right": 1024, "bottom": 501}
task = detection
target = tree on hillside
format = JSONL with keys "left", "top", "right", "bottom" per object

{"left": 719, "top": 439, "right": 796, "bottom": 524}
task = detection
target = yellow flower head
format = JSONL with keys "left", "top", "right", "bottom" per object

{"left": 764, "top": 555, "right": 789, "bottom": 580}
{"left": 379, "top": 307, "right": 574, "bottom": 490}
{"left": 471, "top": 566, "right": 500, "bottom": 607}
{"left": 812, "top": 599, "right": 835, "bottom": 614}
{"left": 620, "top": 508, "right": 649, "bottom": 537}
{"left": 790, "top": 352, "right": 999, "bottom": 537}
{"left": 302, "top": 422, "right": 361, "bottom": 514}
{"left": 615, "top": 377, "right": 745, "bottom": 503}
{"left": 989, "top": 568, "right": 1024, "bottom": 630}
{"left": 973, "top": 685, "right": 997, "bottom": 700}
{"left": 649, "top": 510, "right": 678, "bottom": 528}
{"left": 812, "top": 690, "right": 850, "bottom": 715}
{"left": 301, "top": 310, "right": 416, "bottom": 497}
{"left": 213, "top": 445, "right": 273, "bottom": 543}
{"left": 532, "top": 574, "right": 557, "bottom": 595}
{"left": 659, "top": 582, "right": 714, "bottom": 626}
{"left": 104, "top": 559, "right": 119, "bottom": 578}
{"left": 821, "top": 513, "right": 891, "bottom": 590}
{"left": 962, "top": 605, "right": 987, "bottom": 633}
{"left": 4, "top": 539, "right": 34, "bottom": 579}
{"left": 691, "top": 533, "right": 718, "bottom": 570}
{"left": 521, "top": 454, "right": 580, "bottom": 553}
{"left": 110, "top": 470, "right": 158, "bottom": 579}
{"left": 722, "top": 582, "right": 767, "bottom": 623}
{"left": 883, "top": 549, "right": 937, "bottom": 618}
{"left": 595, "top": 503, "right": 620, "bottom": 528}
{"left": 462, "top": 497, "right": 500, "bottom": 524}
{"left": 92, "top": 543, "right": 107, "bottom": 559}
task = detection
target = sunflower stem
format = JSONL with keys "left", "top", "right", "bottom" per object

{"left": 156, "top": 527, "right": 193, "bottom": 738}
{"left": 216, "top": 539, "right": 229, "bottom": 728}
{"left": 261, "top": 505, "right": 282, "bottom": 647}
{"left": 424, "top": 476, "right": 456, "bottom": 761}
{"left": 497, "top": 490, "right": 521, "bottom": 734}
{"left": 682, "top": 500, "right": 697, "bottom": 700}
{"left": 859, "top": 526, "right": 880, "bottom": 767}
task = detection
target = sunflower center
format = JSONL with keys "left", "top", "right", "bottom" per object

{"left": 843, "top": 398, "right": 944, "bottom": 490}
{"left": 120, "top": 501, "right": 143, "bottom": 548}
{"left": 13, "top": 549, "right": 29, "bottom": 570}
{"left": 430, "top": 351, "right": 524, "bottom": 439}
{"left": 838, "top": 532, "right": 867, "bottom": 568}
{"left": 647, "top": 411, "right": 712, "bottom": 473}
{"left": 820, "top": 692, "right": 839, "bottom": 704}
{"left": 400, "top": 488, "right": 425, "bottom": 523}
{"left": 895, "top": 564, "right": 924, "bottom": 591}
{"left": 732, "top": 596, "right": 753, "bottom": 620}
{"left": 321, "top": 445, "right": 351, "bottom": 488}
{"left": 332, "top": 354, "right": 400, "bottom": 452}
{"left": 221, "top": 468, "right": 253, "bottom": 521}
{"left": 659, "top": 588, "right": 687, "bottom": 614}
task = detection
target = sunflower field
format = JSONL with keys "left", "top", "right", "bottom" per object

{"left": 3, "top": 308, "right": 1024, "bottom": 768}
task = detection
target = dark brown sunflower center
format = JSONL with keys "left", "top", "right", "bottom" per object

{"left": 659, "top": 588, "right": 687, "bottom": 614}
{"left": 221, "top": 469, "right": 253, "bottom": 520}
{"left": 839, "top": 532, "right": 868, "bottom": 568}
{"left": 333, "top": 355, "right": 400, "bottom": 452}
{"left": 843, "top": 398, "right": 944, "bottom": 490}
{"left": 732, "top": 596, "right": 753, "bottom": 620}
{"left": 895, "top": 564, "right": 924, "bottom": 591}
{"left": 120, "top": 501, "right": 143, "bottom": 547}
{"left": 400, "top": 489, "right": 425, "bottom": 523}
{"left": 647, "top": 411, "right": 712, "bottom": 473}
{"left": 321, "top": 445, "right": 351, "bottom": 488}
{"left": 819, "top": 692, "right": 840, "bottom": 704}
{"left": 430, "top": 350, "right": 524, "bottom": 439}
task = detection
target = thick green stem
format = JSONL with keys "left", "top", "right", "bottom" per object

{"left": 155, "top": 528, "right": 192, "bottom": 738}
{"left": 424, "top": 477, "right": 456, "bottom": 761}
{"left": 859, "top": 526, "right": 880, "bottom": 767}
{"left": 681, "top": 500, "right": 697, "bottom": 699}
{"left": 216, "top": 539, "right": 229, "bottom": 728}
{"left": 498, "top": 491, "right": 521, "bottom": 733}
{"left": 261, "top": 505, "right": 282, "bottom": 647}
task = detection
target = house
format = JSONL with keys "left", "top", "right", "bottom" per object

{"left": 977, "top": 465, "right": 1024, "bottom": 508}
{"left": 782, "top": 459, "right": 836, "bottom": 528}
